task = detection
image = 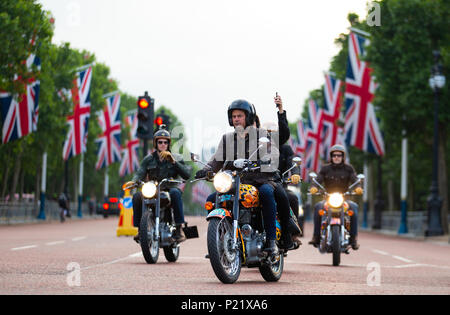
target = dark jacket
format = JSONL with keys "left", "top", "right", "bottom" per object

{"left": 277, "top": 111, "right": 290, "bottom": 146}
{"left": 279, "top": 144, "right": 300, "bottom": 178}
{"left": 132, "top": 151, "right": 191, "bottom": 189}
{"left": 313, "top": 163, "right": 359, "bottom": 194}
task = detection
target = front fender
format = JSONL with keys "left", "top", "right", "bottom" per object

{"left": 206, "top": 208, "right": 232, "bottom": 221}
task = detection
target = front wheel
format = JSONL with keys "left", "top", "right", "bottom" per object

{"left": 207, "top": 217, "right": 241, "bottom": 284}
{"left": 140, "top": 211, "right": 159, "bottom": 264}
{"left": 331, "top": 225, "right": 341, "bottom": 266}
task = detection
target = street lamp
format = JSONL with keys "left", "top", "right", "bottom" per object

{"left": 425, "top": 50, "right": 445, "bottom": 237}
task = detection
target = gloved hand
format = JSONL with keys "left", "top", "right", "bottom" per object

{"left": 290, "top": 174, "right": 301, "bottom": 185}
{"left": 122, "top": 181, "right": 135, "bottom": 190}
{"left": 195, "top": 169, "right": 207, "bottom": 179}
{"left": 310, "top": 186, "right": 318, "bottom": 195}
{"left": 160, "top": 151, "right": 175, "bottom": 164}
{"left": 354, "top": 187, "right": 363, "bottom": 195}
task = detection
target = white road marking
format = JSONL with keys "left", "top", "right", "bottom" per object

{"left": 71, "top": 236, "right": 87, "bottom": 242}
{"left": 11, "top": 245, "right": 37, "bottom": 251}
{"left": 46, "top": 241, "right": 66, "bottom": 246}
{"left": 392, "top": 255, "right": 414, "bottom": 263}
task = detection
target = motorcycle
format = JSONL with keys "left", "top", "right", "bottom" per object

{"left": 122, "top": 179, "right": 198, "bottom": 264}
{"left": 309, "top": 172, "right": 364, "bottom": 266}
{"left": 191, "top": 138, "right": 301, "bottom": 284}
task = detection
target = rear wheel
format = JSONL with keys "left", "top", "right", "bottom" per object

{"left": 140, "top": 211, "right": 159, "bottom": 264}
{"left": 207, "top": 217, "right": 241, "bottom": 284}
{"left": 259, "top": 253, "right": 284, "bottom": 282}
{"left": 331, "top": 225, "right": 341, "bottom": 266}
{"left": 163, "top": 245, "right": 180, "bottom": 262}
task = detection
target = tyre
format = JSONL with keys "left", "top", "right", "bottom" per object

{"left": 259, "top": 252, "right": 284, "bottom": 282}
{"left": 207, "top": 217, "right": 241, "bottom": 284}
{"left": 140, "top": 211, "right": 159, "bottom": 264}
{"left": 163, "top": 245, "right": 180, "bottom": 262}
{"left": 331, "top": 225, "right": 341, "bottom": 266}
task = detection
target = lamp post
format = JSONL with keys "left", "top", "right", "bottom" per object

{"left": 425, "top": 50, "right": 445, "bottom": 237}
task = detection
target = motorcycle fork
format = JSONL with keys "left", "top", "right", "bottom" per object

{"left": 154, "top": 185, "right": 161, "bottom": 242}
{"left": 232, "top": 175, "right": 241, "bottom": 251}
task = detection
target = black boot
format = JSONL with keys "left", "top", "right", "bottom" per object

{"left": 172, "top": 224, "right": 186, "bottom": 243}
{"left": 263, "top": 239, "right": 278, "bottom": 255}
{"left": 349, "top": 235, "right": 360, "bottom": 250}
{"left": 280, "top": 232, "right": 295, "bottom": 250}
{"left": 308, "top": 235, "right": 320, "bottom": 247}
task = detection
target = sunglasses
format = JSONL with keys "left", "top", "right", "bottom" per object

{"left": 332, "top": 154, "right": 343, "bottom": 158}
{"left": 157, "top": 140, "right": 169, "bottom": 145}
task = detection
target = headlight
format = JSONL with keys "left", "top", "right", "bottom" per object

{"left": 142, "top": 182, "right": 157, "bottom": 198}
{"left": 213, "top": 172, "right": 233, "bottom": 193}
{"left": 328, "top": 193, "right": 344, "bottom": 208}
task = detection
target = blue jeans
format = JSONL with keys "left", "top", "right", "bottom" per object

{"left": 313, "top": 200, "right": 359, "bottom": 237}
{"left": 206, "top": 184, "right": 277, "bottom": 240}
{"left": 133, "top": 188, "right": 185, "bottom": 228}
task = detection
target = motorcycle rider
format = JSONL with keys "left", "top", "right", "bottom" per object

{"left": 196, "top": 99, "right": 289, "bottom": 255}
{"left": 308, "top": 144, "right": 362, "bottom": 250}
{"left": 131, "top": 125, "right": 191, "bottom": 243}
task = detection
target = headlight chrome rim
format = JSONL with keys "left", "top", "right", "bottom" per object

{"left": 328, "top": 193, "right": 344, "bottom": 208}
{"left": 213, "top": 171, "right": 233, "bottom": 193}
{"left": 142, "top": 182, "right": 157, "bottom": 198}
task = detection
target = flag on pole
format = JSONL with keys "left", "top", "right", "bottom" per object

{"left": 95, "top": 93, "right": 122, "bottom": 169}
{"left": 119, "top": 112, "right": 140, "bottom": 177}
{"left": 62, "top": 67, "right": 93, "bottom": 160}
{"left": 322, "top": 73, "right": 346, "bottom": 159}
{"left": 0, "top": 54, "right": 41, "bottom": 144}
{"left": 344, "top": 32, "right": 385, "bottom": 156}
{"left": 304, "top": 99, "right": 324, "bottom": 174}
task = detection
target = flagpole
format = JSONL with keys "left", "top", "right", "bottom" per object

{"left": 75, "top": 63, "right": 95, "bottom": 73}
{"left": 37, "top": 151, "right": 47, "bottom": 220}
{"left": 398, "top": 129, "right": 408, "bottom": 234}
{"left": 77, "top": 154, "right": 84, "bottom": 218}
{"left": 102, "top": 91, "right": 119, "bottom": 99}
{"left": 104, "top": 167, "right": 109, "bottom": 201}
{"left": 362, "top": 161, "right": 369, "bottom": 229}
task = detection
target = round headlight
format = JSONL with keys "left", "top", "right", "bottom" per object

{"left": 328, "top": 193, "right": 344, "bottom": 208}
{"left": 142, "top": 182, "right": 157, "bottom": 198}
{"left": 213, "top": 172, "right": 233, "bottom": 193}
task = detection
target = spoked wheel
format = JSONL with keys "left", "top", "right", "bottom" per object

{"left": 259, "top": 252, "right": 284, "bottom": 282}
{"left": 207, "top": 217, "right": 241, "bottom": 284}
{"left": 331, "top": 225, "right": 341, "bottom": 266}
{"left": 140, "top": 211, "right": 159, "bottom": 264}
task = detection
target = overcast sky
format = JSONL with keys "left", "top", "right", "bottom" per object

{"left": 38, "top": 0, "right": 369, "bottom": 154}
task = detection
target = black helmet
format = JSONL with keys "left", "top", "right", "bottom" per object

{"left": 227, "top": 99, "right": 256, "bottom": 127}
{"left": 153, "top": 125, "right": 171, "bottom": 148}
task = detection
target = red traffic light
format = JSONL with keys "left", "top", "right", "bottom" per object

{"left": 138, "top": 98, "right": 149, "bottom": 109}
{"left": 154, "top": 116, "right": 163, "bottom": 126}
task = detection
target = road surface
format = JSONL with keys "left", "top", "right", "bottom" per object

{"left": 1, "top": 216, "right": 449, "bottom": 295}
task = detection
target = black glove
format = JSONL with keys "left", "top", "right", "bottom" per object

{"left": 195, "top": 169, "right": 207, "bottom": 179}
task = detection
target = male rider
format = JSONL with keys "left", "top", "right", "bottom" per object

{"left": 196, "top": 99, "right": 288, "bottom": 254}
{"left": 308, "top": 144, "right": 362, "bottom": 250}
{"left": 131, "top": 126, "right": 191, "bottom": 243}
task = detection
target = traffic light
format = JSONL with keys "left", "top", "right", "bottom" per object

{"left": 136, "top": 91, "right": 154, "bottom": 139}
{"left": 154, "top": 110, "right": 171, "bottom": 131}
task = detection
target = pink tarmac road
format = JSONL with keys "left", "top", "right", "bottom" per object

{"left": 1, "top": 216, "right": 449, "bottom": 295}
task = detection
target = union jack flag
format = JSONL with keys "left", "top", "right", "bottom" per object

{"left": 344, "top": 32, "right": 385, "bottom": 156}
{"left": 62, "top": 67, "right": 93, "bottom": 160}
{"left": 119, "top": 112, "right": 140, "bottom": 177}
{"left": 304, "top": 99, "right": 324, "bottom": 174}
{"left": 322, "top": 73, "right": 346, "bottom": 159}
{"left": 288, "top": 119, "right": 308, "bottom": 179}
{"left": 0, "top": 54, "right": 41, "bottom": 144}
{"left": 95, "top": 93, "right": 122, "bottom": 170}
{"left": 191, "top": 181, "right": 213, "bottom": 204}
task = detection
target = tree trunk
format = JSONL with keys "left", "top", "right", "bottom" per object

{"left": 10, "top": 148, "right": 23, "bottom": 202}
{"left": 438, "top": 125, "right": 448, "bottom": 234}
